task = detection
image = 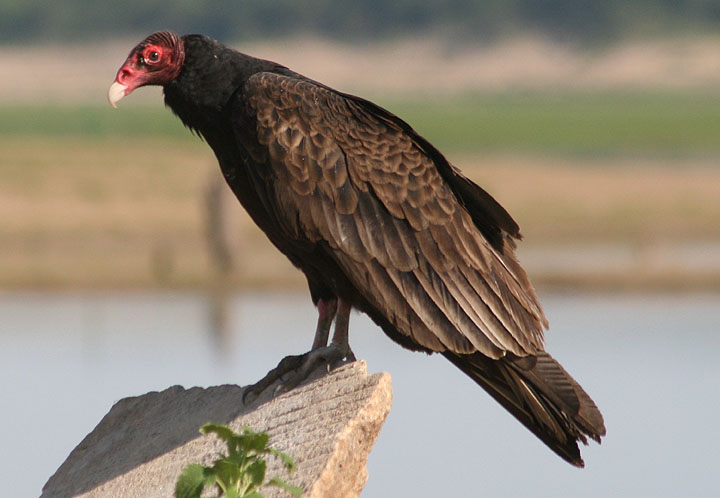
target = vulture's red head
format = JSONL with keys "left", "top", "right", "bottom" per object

{"left": 108, "top": 31, "right": 185, "bottom": 108}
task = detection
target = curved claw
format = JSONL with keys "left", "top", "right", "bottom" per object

{"left": 242, "top": 354, "right": 305, "bottom": 404}
{"left": 243, "top": 343, "right": 355, "bottom": 403}
{"left": 279, "top": 344, "right": 349, "bottom": 392}
{"left": 243, "top": 297, "right": 355, "bottom": 403}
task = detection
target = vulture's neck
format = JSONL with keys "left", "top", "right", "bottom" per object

{"left": 162, "top": 35, "right": 283, "bottom": 136}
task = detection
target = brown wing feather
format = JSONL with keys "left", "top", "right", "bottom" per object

{"left": 235, "top": 71, "right": 603, "bottom": 463}
{"left": 243, "top": 71, "right": 546, "bottom": 357}
{"left": 444, "top": 351, "right": 606, "bottom": 467}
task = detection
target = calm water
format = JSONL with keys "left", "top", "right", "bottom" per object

{"left": 1, "top": 290, "right": 719, "bottom": 497}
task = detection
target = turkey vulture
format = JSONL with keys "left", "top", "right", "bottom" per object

{"left": 109, "top": 32, "right": 605, "bottom": 466}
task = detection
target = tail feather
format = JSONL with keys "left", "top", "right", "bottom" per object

{"left": 443, "top": 350, "right": 605, "bottom": 467}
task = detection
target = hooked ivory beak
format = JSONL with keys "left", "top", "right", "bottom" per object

{"left": 107, "top": 81, "right": 128, "bottom": 108}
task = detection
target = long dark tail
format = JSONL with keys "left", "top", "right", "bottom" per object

{"left": 443, "top": 350, "right": 605, "bottom": 467}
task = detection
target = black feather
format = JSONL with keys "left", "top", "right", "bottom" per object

{"left": 122, "top": 31, "right": 607, "bottom": 466}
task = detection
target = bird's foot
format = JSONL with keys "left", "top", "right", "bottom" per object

{"left": 242, "top": 343, "right": 356, "bottom": 404}
{"left": 281, "top": 343, "right": 356, "bottom": 392}
{"left": 242, "top": 354, "right": 305, "bottom": 404}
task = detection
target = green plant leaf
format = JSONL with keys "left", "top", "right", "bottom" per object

{"left": 201, "top": 423, "right": 238, "bottom": 444}
{"left": 267, "top": 477, "right": 303, "bottom": 498}
{"left": 175, "top": 464, "right": 212, "bottom": 498}
{"left": 248, "top": 432, "right": 270, "bottom": 453}
{"left": 212, "top": 459, "right": 241, "bottom": 489}
{"left": 225, "top": 486, "right": 241, "bottom": 498}
{"left": 245, "top": 459, "right": 267, "bottom": 488}
{"left": 177, "top": 424, "right": 301, "bottom": 498}
{"left": 234, "top": 428, "right": 269, "bottom": 455}
{"left": 223, "top": 451, "right": 248, "bottom": 466}
{"left": 269, "top": 449, "right": 297, "bottom": 473}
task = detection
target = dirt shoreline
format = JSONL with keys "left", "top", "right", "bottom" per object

{"left": 2, "top": 243, "right": 719, "bottom": 292}
{"left": 2, "top": 136, "right": 719, "bottom": 291}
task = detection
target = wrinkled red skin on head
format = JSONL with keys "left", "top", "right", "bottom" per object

{"left": 113, "top": 31, "right": 185, "bottom": 94}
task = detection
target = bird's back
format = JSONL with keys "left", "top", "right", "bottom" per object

{"left": 158, "top": 36, "right": 604, "bottom": 465}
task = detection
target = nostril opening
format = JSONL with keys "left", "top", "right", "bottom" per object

{"left": 118, "top": 69, "right": 132, "bottom": 84}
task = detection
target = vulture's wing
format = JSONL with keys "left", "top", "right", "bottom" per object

{"left": 235, "top": 72, "right": 547, "bottom": 358}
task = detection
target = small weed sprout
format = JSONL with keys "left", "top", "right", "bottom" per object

{"left": 175, "top": 423, "right": 302, "bottom": 498}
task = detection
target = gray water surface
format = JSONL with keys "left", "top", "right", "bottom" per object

{"left": 1, "top": 290, "right": 719, "bottom": 497}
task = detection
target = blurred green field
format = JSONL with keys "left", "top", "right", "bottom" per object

{"left": 387, "top": 92, "right": 720, "bottom": 156}
{"left": 3, "top": 91, "right": 720, "bottom": 156}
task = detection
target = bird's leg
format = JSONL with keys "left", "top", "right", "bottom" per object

{"left": 243, "top": 297, "right": 340, "bottom": 403}
{"left": 279, "top": 298, "right": 355, "bottom": 391}
{"left": 243, "top": 298, "right": 358, "bottom": 403}
{"left": 311, "top": 297, "right": 337, "bottom": 350}
{"left": 329, "top": 298, "right": 356, "bottom": 362}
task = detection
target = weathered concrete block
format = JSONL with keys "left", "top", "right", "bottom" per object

{"left": 42, "top": 361, "right": 392, "bottom": 498}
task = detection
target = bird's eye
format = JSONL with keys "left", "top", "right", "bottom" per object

{"left": 142, "top": 48, "right": 161, "bottom": 65}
